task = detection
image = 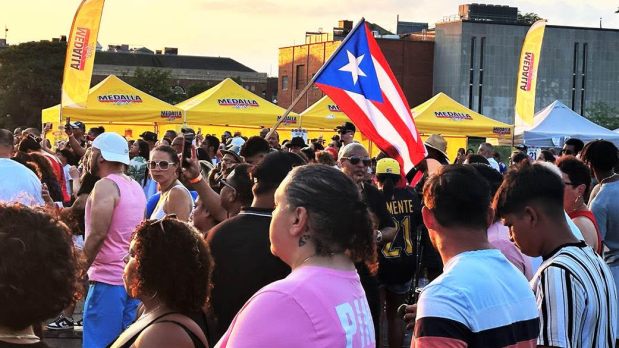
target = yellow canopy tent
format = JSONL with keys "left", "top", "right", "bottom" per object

{"left": 412, "top": 92, "right": 513, "bottom": 160}
{"left": 298, "top": 95, "right": 352, "bottom": 129}
{"left": 42, "top": 75, "right": 184, "bottom": 144}
{"left": 177, "top": 78, "right": 292, "bottom": 128}
{"left": 177, "top": 79, "right": 358, "bottom": 152}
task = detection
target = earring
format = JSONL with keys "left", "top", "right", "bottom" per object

{"left": 573, "top": 195, "right": 581, "bottom": 212}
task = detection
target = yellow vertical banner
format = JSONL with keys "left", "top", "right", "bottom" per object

{"left": 61, "top": 0, "right": 105, "bottom": 112}
{"left": 514, "top": 20, "right": 546, "bottom": 127}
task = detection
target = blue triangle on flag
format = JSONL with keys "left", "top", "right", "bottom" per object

{"left": 315, "top": 21, "right": 383, "bottom": 103}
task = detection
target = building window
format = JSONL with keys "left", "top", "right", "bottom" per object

{"left": 296, "top": 64, "right": 306, "bottom": 89}
{"left": 282, "top": 76, "right": 289, "bottom": 90}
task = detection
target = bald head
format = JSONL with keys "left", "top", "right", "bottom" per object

{"left": 338, "top": 142, "right": 368, "bottom": 160}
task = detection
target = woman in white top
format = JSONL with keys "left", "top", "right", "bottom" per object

{"left": 148, "top": 145, "right": 193, "bottom": 221}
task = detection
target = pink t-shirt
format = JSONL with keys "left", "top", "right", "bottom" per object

{"left": 85, "top": 173, "right": 146, "bottom": 285}
{"left": 216, "top": 265, "right": 375, "bottom": 348}
{"left": 487, "top": 222, "right": 534, "bottom": 280}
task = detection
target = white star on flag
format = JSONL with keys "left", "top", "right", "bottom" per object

{"left": 338, "top": 50, "right": 367, "bottom": 85}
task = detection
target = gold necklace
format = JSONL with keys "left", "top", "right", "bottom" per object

{"left": 298, "top": 254, "right": 316, "bottom": 267}
{"left": 600, "top": 173, "right": 618, "bottom": 185}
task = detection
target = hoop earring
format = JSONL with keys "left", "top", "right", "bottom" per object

{"left": 573, "top": 195, "right": 582, "bottom": 212}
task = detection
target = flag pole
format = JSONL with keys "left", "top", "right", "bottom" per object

{"left": 266, "top": 18, "right": 366, "bottom": 139}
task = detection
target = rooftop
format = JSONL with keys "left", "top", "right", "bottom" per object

{"left": 93, "top": 51, "right": 257, "bottom": 72}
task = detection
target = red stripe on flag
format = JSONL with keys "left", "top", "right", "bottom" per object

{"left": 365, "top": 24, "right": 413, "bottom": 113}
{"left": 316, "top": 83, "right": 407, "bottom": 175}
{"left": 371, "top": 92, "right": 421, "bottom": 161}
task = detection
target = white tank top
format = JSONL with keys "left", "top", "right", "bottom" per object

{"left": 150, "top": 183, "right": 194, "bottom": 220}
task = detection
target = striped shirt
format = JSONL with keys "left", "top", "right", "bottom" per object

{"left": 413, "top": 249, "right": 539, "bottom": 347}
{"left": 532, "top": 241, "right": 618, "bottom": 347}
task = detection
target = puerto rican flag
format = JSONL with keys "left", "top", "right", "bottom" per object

{"left": 315, "top": 19, "right": 427, "bottom": 178}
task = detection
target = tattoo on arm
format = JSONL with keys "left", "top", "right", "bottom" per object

{"left": 299, "top": 234, "right": 310, "bottom": 247}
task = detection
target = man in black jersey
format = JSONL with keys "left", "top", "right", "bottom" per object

{"left": 375, "top": 158, "right": 424, "bottom": 348}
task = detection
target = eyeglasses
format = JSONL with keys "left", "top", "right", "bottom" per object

{"left": 147, "top": 160, "right": 175, "bottom": 170}
{"left": 123, "top": 214, "right": 177, "bottom": 263}
{"left": 342, "top": 156, "right": 371, "bottom": 166}
{"left": 561, "top": 149, "right": 574, "bottom": 155}
{"left": 219, "top": 178, "right": 237, "bottom": 192}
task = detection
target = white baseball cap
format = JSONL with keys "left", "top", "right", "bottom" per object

{"left": 92, "top": 132, "right": 130, "bottom": 165}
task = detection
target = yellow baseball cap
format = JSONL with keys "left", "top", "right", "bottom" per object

{"left": 376, "top": 158, "right": 400, "bottom": 175}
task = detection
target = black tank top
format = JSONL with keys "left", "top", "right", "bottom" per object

{"left": 113, "top": 312, "right": 207, "bottom": 348}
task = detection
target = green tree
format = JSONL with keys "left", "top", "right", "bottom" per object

{"left": 186, "top": 81, "right": 212, "bottom": 98}
{"left": 0, "top": 40, "right": 65, "bottom": 129}
{"left": 585, "top": 101, "right": 619, "bottom": 130}
{"left": 518, "top": 12, "right": 544, "bottom": 25}
{"left": 230, "top": 76, "right": 243, "bottom": 85}
{"left": 128, "top": 67, "right": 175, "bottom": 103}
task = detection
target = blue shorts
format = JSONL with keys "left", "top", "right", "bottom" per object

{"left": 82, "top": 282, "right": 140, "bottom": 348}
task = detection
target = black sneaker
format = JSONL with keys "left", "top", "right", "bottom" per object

{"left": 46, "top": 316, "right": 75, "bottom": 330}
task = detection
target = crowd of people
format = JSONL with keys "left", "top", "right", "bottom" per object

{"left": 0, "top": 119, "right": 618, "bottom": 348}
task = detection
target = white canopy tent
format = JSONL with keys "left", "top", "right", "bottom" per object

{"left": 515, "top": 100, "right": 619, "bottom": 147}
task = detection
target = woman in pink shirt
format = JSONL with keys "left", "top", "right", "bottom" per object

{"left": 216, "top": 164, "right": 377, "bottom": 348}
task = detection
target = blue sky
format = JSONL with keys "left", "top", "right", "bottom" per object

{"left": 2, "top": 0, "right": 618, "bottom": 75}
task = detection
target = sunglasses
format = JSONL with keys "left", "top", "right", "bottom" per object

{"left": 147, "top": 160, "right": 175, "bottom": 170}
{"left": 123, "top": 214, "right": 177, "bottom": 263}
{"left": 342, "top": 156, "right": 371, "bottom": 166}
{"left": 561, "top": 149, "right": 574, "bottom": 155}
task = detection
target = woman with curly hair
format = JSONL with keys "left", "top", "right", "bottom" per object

{"left": 0, "top": 204, "right": 77, "bottom": 347}
{"left": 110, "top": 216, "right": 212, "bottom": 348}
{"left": 217, "top": 165, "right": 377, "bottom": 347}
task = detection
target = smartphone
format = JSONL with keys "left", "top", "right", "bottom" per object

{"left": 64, "top": 117, "right": 71, "bottom": 131}
{"left": 181, "top": 139, "right": 192, "bottom": 168}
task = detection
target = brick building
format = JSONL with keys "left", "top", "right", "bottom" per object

{"left": 92, "top": 50, "right": 277, "bottom": 102}
{"left": 278, "top": 20, "right": 434, "bottom": 113}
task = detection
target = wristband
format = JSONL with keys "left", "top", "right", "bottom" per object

{"left": 188, "top": 174, "right": 203, "bottom": 184}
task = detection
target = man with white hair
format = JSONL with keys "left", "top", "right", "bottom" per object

{"left": 478, "top": 142, "right": 500, "bottom": 171}
{"left": 82, "top": 132, "right": 146, "bottom": 348}
{"left": 338, "top": 142, "right": 396, "bottom": 343}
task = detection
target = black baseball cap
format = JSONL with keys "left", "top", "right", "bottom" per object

{"left": 514, "top": 144, "right": 528, "bottom": 151}
{"left": 285, "top": 136, "right": 307, "bottom": 148}
{"left": 336, "top": 122, "right": 356, "bottom": 134}
{"left": 140, "top": 131, "right": 158, "bottom": 142}
{"left": 70, "top": 121, "right": 86, "bottom": 131}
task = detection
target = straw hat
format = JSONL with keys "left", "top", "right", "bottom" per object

{"left": 424, "top": 134, "right": 448, "bottom": 158}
